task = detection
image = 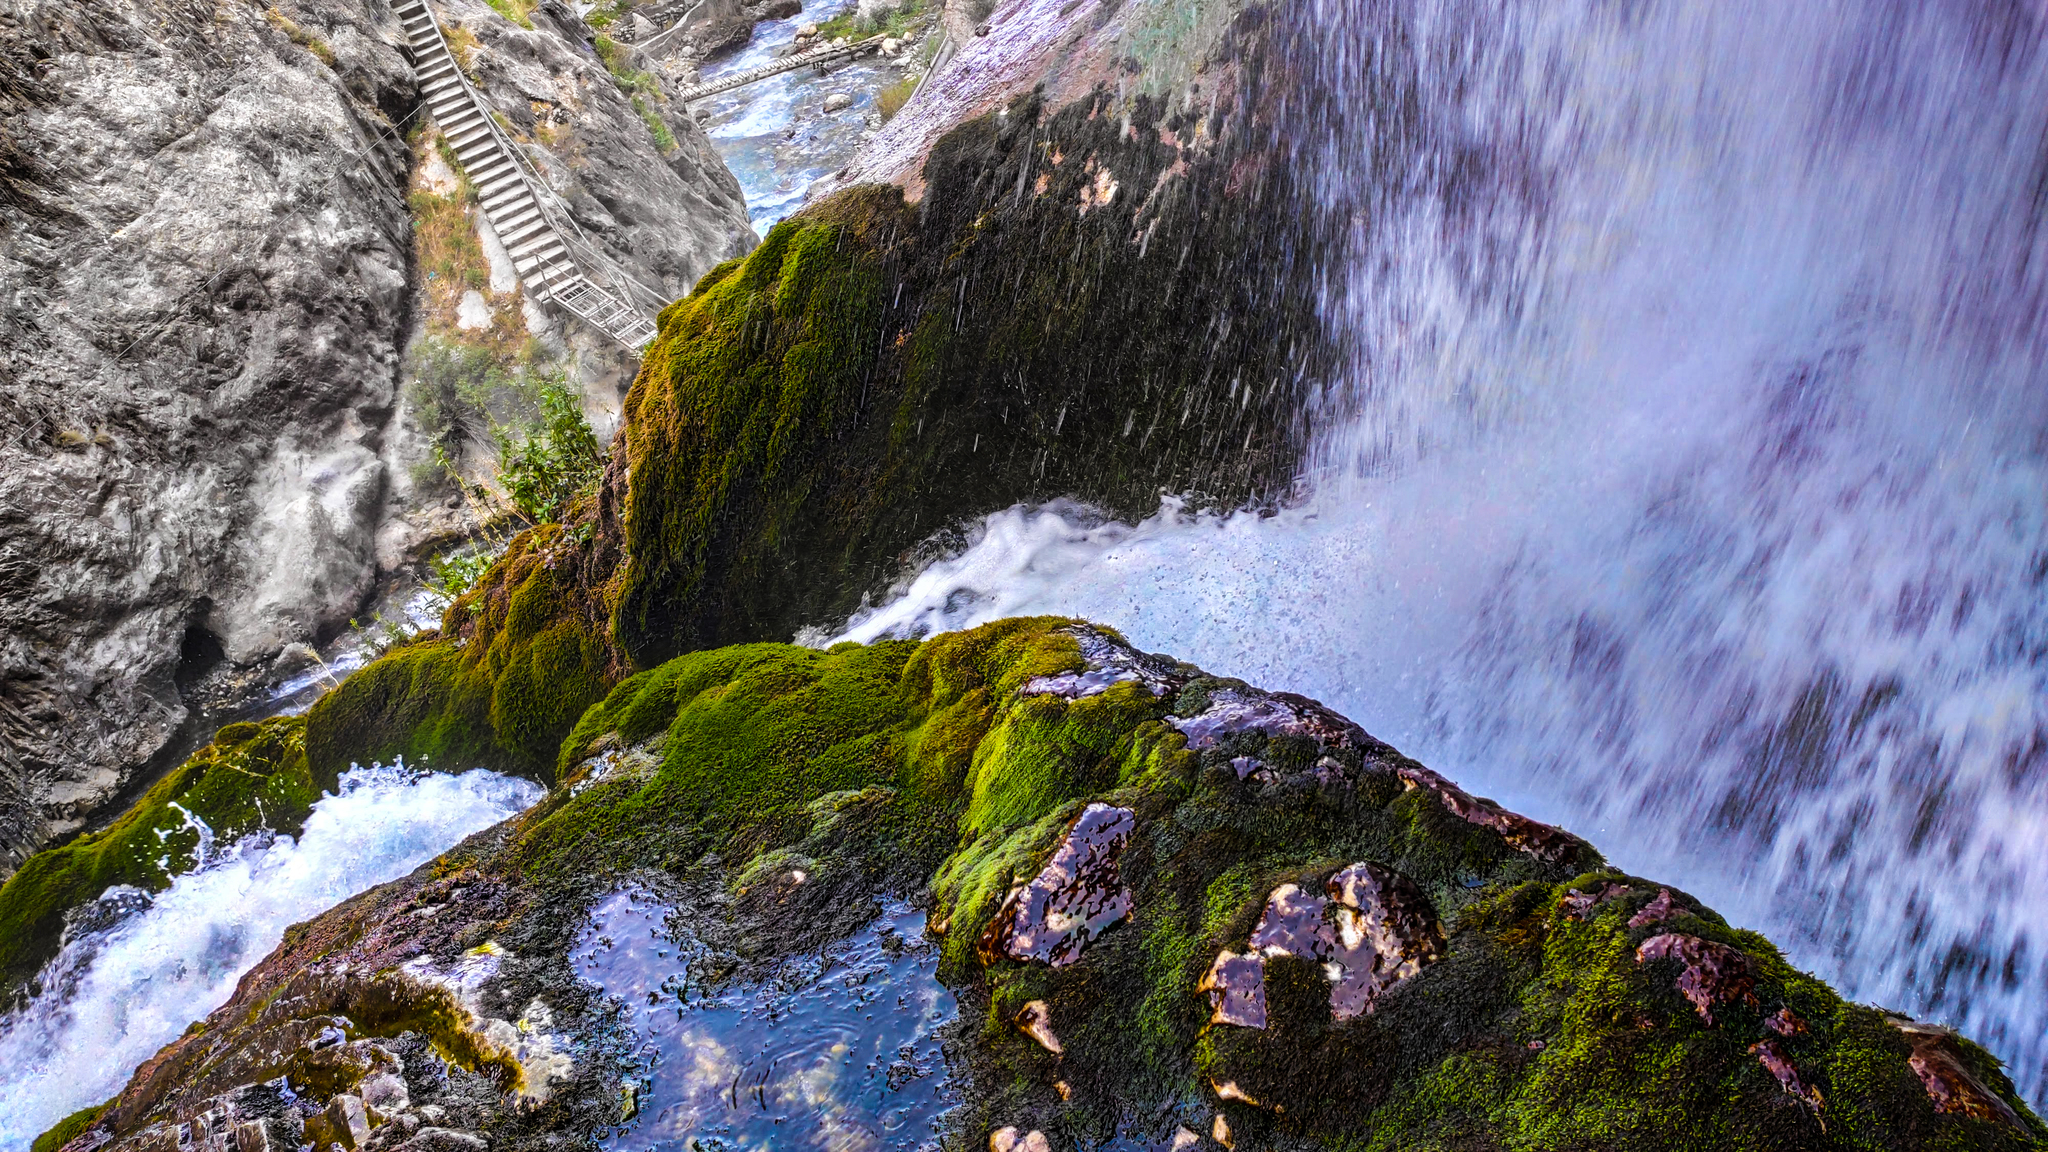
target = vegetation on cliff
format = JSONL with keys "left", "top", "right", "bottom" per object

{"left": 614, "top": 14, "right": 1329, "bottom": 667}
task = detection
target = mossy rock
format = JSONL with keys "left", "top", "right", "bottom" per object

{"left": 31, "top": 1102, "right": 108, "bottom": 1152}
{"left": 73, "top": 625, "right": 2047, "bottom": 1152}
{"left": 305, "top": 513, "right": 626, "bottom": 782}
{"left": 0, "top": 716, "right": 323, "bottom": 994}
{"left": 614, "top": 13, "right": 1332, "bottom": 668}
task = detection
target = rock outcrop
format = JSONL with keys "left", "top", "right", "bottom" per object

{"left": 0, "top": 0, "right": 752, "bottom": 873}
{"left": 291, "top": 0, "right": 1338, "bottom": 801}
{"left": 37, "top": 620, "right": 2048, "bottom": 1152}
{"left": 0, "top": 0, "right": 419, "bottom": 869}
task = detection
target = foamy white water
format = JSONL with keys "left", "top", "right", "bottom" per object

{"left": 0, "top": 765, "right": 542, "bottom": 1150}
{"left": 838, "top": 0, "right": 2048, "bottom": 1104}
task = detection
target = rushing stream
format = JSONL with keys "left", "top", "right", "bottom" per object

{"left": 0, "top": 765, "right": 541, "bottom": 1149}
{"left": 692, "top": 0, "right": 914, "bottom": 233}
{"left": 835, "top": 0, "right": 2048, "bottom": 1106}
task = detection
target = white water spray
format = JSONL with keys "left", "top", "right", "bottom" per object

{"left": 0, "top": 765, "right": 542, "bottom": 1150}
{"left": 838, "top": 0, "right": 2048, "bottom": 1102}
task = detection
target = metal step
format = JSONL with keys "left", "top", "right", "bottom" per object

{"left": 396, "top": 0, "right": 658, "bottom": 352}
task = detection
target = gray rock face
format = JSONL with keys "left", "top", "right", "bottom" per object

{"left": 433, "top": 0, "right": 750, "bottom": 305}
{"left": 0, "top": 0, "right": 754, "bottom": 872}
{"left": 0, "top": 0, "right": 419, "bottom": 866}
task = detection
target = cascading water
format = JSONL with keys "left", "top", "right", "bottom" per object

{"left": 835, "top": 0, "right": 2048, "bottom": 1105}
{"left": 0, "top": 765, "right": 542, "bottom": 1150}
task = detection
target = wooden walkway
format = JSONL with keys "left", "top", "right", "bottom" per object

{"left": 675, "top": 36, "right": 888, "bottom": 103}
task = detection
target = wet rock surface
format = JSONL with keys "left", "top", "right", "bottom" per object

{"left": 572, "top": 891, "right": 957, "bottom": 1150}
{"left": 41, "top": 620, "right": 2044, "bottom": 1152}
{"left": 1635, "top": 932, "right": 1761, "bottom": 1026}
{"left": 1200, "top": 862, "right": 1443, "bottom": 1029}
{"left": 977, "top": 802, "right": 1136, "bottom": 966}
{"left": 1393, "top": 763, "right": 1590, "bottom": 865}
{"left": 0, "top": 0, "right": 419, "bottom": 871}
{"left": 1895, "top": 1018, "right": 2030, "bottom": 1132}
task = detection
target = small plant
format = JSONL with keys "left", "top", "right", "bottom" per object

{"left": 495, "top": 376, "right": 603, "bottom": 525}
{"left": 444, "top": 22, "right": 483, "bottom": 80}
{"left": 483, "top": 0, "right": 536, "bottom": 29}
{"left": 876, "top": 75, "right": 917, "bottom": 122}
{"left": 815, "top": 0, "right": 925, "bottom": 42}
{"left": 595, "top": 36, "right": 680, "bottom": 152}
{"left": 350, "top": 611, "right": 420, "bottom": 658}
{"left": 429, "top": 549, "right": 496, "bottom": 599}
{"left": 264, "top": 7, "right": 338, "bottom": 67}
{"left": 406, "top": 338, "right": 501, "bottom": 466}
{"left": 631, "top": 94, "right": 678, "bottom": 152}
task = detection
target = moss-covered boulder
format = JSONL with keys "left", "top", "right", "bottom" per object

{"left": 304, "top": 507, "right": 628, "bottom": 782}
{"left": 56, "top": 621, "right": 2045, "bottom": 1152}
{"left": 301, "top": 2, "right": 1334, "bottom": 785}
{"left": 615, "top": 44, "right": 1332, "bottom": 665}
{"left": 0, "top": 716, "right": 322, "bottom": 993}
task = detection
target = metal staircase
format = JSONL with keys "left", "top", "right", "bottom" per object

{"left": 393, "top": 0, "right": 661, "bottom": 351}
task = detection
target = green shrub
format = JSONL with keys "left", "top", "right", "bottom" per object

{"left": 495, "top": 377, "right": 602, "bottom": 525}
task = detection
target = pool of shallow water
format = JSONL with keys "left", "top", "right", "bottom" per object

{"left": 575, "top": 890, "right": 957, "bottom": 1152}
{"left": 692, "top": 3, "right": 916, "bottom": 231}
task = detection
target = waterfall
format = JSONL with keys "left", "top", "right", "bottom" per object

{"left": 0, "top": 765, "right": 543, "bottom": 1151}
{"left": 835, "top": 0, "right": 2048, "bottom": 1104}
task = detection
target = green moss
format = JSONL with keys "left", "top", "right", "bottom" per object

{"left": 610, "top": 46, "right": 1331, "bottom": 670}
{"left": 616, "top": 204, "right": 901, "bottom": 666}
{"left": 0, "top": 717, "right": 322, "bottom": 992}
{"left": 521, "top": 618, "right": 1098, "bottom": 885}
{"left": 77, "top": 620, "right": 2048, "bottom": 1150}
{"left": 31, "top": 1101, "right": 108, "bottom": 1152}
{"left": 306, "top": 514, "right": 624, "bottom": 782}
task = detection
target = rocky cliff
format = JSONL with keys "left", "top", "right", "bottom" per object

{"left": 38, "top": 621, "right": 2048, "bottom": 1152}
{"left": 10, "top": 0, "right": 2044, "bottom": 1148}
{"left": 0, "top": 0, "right": 752, "bottom": 874}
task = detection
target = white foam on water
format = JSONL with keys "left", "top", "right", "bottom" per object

{"left": 835, "top": 0, "right": 2048, "bottom": 1104}
{"left": 0, "top": 765, "right": 542, "bottom": 1150}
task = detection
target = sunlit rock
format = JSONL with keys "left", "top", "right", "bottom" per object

{"left": 1749, "top": 1038, "right": 1825, "bottom": 1115}
{"left": 1202, "top": 863, "right": 1442, "bottom": 1028}
{"left": 1627, "top": 887, "right": 1690, "bottom": 928}
{"left": 1893, "top": 1018, "right": 2028, "bottom": 1131}
{"left": 1212, "top": 1079, "right": 1262, "bottom": 1106}
{"left": 1395, "top": 764, "right": 1588, "bottom": 864}
{"left": 978, "top": 803, "right": 1136, "bottom": 966}
{"left": 1015, "top": 999, "right": 1063, "bottom": 1054}
{"left": 1764, "top": 1006, "right": 1810, "bottom": 1037}
{"left": 1169, "top": 689, "right": 1370, "bottom": 755}
{"left": 359, "top": 1072, "right": 408, "bottom": 1113}
{"left": 1020, "top": 626, "right": 1180, "bottom": 699}
{"left": 1560, "top": 881, "right": 1632, "bottom": 921}
{"left": 1634, "top": 933, "right": 1759, "bottom": 1025}
{"left": 1323, "top": 863, "right": 1444, "bottom": 1019}
{"left": 303, "top": 1095, "right": 369, "bottom": 1151}
{"left": 1199, "top": 951, "right": 1269, "bottom": 1029}
{"left": 989, "top": 1126, "right": 1052, "bottom": 1152}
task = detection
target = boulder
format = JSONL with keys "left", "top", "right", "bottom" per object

{"left": 302, "top": 1096, "right": 368, "bottom": 1151}
{"left": 976, "top": 803, "right": 1135, "bottom": 966}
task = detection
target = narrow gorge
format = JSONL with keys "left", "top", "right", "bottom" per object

{"left": 1, "top": 0, "right": 2044, "bottom": 1149}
